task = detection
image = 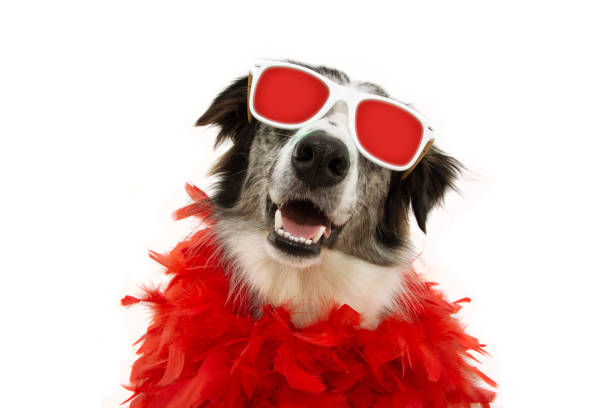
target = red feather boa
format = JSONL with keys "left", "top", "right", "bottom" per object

{"left": 122, "top": 184, "right": 496, "bottom": 407}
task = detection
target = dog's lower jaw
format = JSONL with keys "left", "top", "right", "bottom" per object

{"left": 264, "top": 237, "right": 323, "bottom": 268}
{"left": 214, "top": 219, "right": 409, "bottom": 329}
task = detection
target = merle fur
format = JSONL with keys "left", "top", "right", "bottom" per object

{"left": 196, "top": 63, "right": 462, "bottom": 265}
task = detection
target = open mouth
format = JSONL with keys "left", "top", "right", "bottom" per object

{"left": 267, "top": 199, "right": 335, "bottom": 258}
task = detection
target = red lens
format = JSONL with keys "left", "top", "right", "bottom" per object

{"left": 253, "top": 67, "right": 329, "bottom": 124}
{"left": 355, "top": 100, "right": 424, "bottom": 167}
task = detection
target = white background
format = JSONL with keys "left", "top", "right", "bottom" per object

{"left": 1, "top": 1, "right": 611, "bottom": 407}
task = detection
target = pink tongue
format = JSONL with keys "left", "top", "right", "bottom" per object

{"left": 281, "top": 213, "right": 323, "bottom": 239}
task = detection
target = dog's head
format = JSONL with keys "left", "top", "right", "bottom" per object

{"left": 196, "top": 61, "right": 461, "bottom": 270}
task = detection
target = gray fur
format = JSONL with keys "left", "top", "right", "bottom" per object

{"left": 223, "top": 66, "right": 408, "bottom": 266}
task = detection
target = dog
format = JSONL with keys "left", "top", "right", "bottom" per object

{"left": 195, "top": 60, "right": 462, "bottom": 330}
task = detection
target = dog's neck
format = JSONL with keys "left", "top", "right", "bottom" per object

{"left": 214, "top": 218, "right": 411, "bottom": 329}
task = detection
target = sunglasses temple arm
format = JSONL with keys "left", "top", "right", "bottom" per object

{"left": 247, "top": 73, "right": 253, "bottom": 123}
{"left": 400, "top": 139, "right": 434, "bottom": 180}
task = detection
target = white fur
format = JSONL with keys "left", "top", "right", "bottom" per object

{"left": 216, "top": 221, "right": 407, "bottom": 329}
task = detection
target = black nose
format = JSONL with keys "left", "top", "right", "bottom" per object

{"left": 291, "top": 131, "right": 349, "bottom": 188}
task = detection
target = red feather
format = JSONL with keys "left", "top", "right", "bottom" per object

{"left": 274, "top": 344, "right": 326, "bottom": 393}
{"left": 122, "top": 184, "right": 496, "bottom": 407}
{"left": 121, "top": 295, "right": 140, "bottom": 306}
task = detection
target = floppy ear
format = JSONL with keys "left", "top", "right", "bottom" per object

{"left": 195, "top": 75, "right": 250, "bottom": 147}
{"left": 401, "top": 145, "right": 463, "bottom": 233}
{"left": 195, "top": 76, "right": 253, "bottom": 209}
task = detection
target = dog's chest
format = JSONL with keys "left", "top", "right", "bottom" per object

{"left": 222, "top": 228, "right": 406, "bottom": 329}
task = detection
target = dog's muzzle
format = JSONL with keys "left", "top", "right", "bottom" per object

{"left": 266, "top": 131, "right": 349, "bottom": 258}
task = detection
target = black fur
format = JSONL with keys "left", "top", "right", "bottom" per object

{"left": 375, "top": 170, "right": 408, "bottom": 249}
{"left": 195, "top": 76, "right": 253, "bottom": 209}
{"left": 402, "top": 147, "right": 463, "bottom": 233}
{"left": 196, "top": 76, "right": 250, "bottom": 147}
{"left": 374, "top": 147, "right": 462, "bottom": 246}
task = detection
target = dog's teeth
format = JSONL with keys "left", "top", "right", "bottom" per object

{"left": 277, "top": 228, "right": 313, "bottom": 245}
{"left": 274, "top": 209, "right": 282, "bottom": 230}
{"left": 312, "top": 226, "right": 326, "bottom": 244}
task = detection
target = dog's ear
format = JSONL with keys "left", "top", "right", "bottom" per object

{"left": 195, "top": 76, "right": 249, "bottom": 147}
{"left": 401, "top": 146, "right": 463, "bottom": 233}
{"left": 194, "top": 76, "right": 253, "bottom": 209}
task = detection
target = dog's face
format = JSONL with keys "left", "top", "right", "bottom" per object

{"left": 196, "top": 61, "right": 461, "bottom": 325}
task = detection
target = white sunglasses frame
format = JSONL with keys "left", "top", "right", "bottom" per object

{"left": 247, "top": 59, "right": 435, "bottom": 175}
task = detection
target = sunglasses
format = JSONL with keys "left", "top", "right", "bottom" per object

{"left": 247, "top": 59, "right": 435, "bottom": 175}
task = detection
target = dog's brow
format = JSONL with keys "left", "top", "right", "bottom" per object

{"left": 357, "top": 81, "right": 389, "bottom": 97}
